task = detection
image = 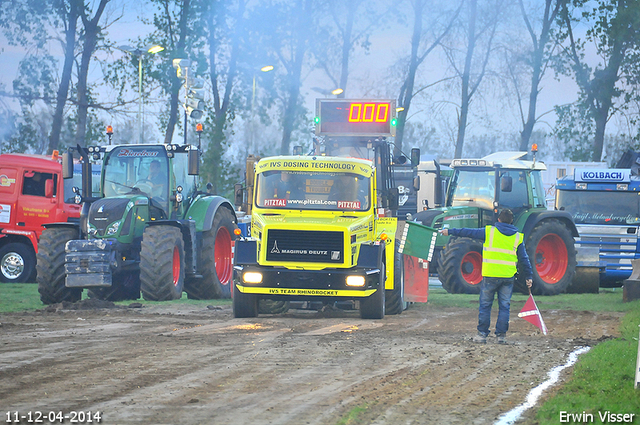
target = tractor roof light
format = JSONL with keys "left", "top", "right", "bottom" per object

{"left": 106, "top": 125, "right": 113, "bottom": 135}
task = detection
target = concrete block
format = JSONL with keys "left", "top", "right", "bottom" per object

{"left": 623, "top": 279, "right": 640, "bottom": 302}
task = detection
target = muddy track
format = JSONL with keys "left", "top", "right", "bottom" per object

{"left": 0, "top": 303, "right": 621, "bottom": 425}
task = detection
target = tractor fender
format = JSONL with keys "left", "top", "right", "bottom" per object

{"left": 521, "top": 211, "right": 579, "bottom": 238}
{"left": 186, "top": 196, "right": 237, "bottom": 233}
{"left": 356, "top": 243, "right": 385, "bottom": 270}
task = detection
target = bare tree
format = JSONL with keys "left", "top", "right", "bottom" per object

{"left": 558, "top": 0, "right": 640, "bottom": 161}
{"left": 442, "top": 0, "right": 504, "bottom": 158}
{"left": 48, "top": 0, "right": 80, "bottom": 153}
{"left": 203, "top": 0, "right": 247, "bottom": 193}
{"left": 75, "top": 0, "right": 110, "bottom": 147}
{"left": 517, "top": 0, "right": 564, "bottom": 151}
{"left": 163, "top": 0, "right": 192, "bottom": 145}
{"left": 395, "top": 0, "right": 462, "bottom": 157}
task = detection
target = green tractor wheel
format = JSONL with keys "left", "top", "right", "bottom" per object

{"left": 140, "top": 226, "right": 185, "bottom": 301}
{"left": 37, "top": 228, "right": 81, "bottom": 304}
{"left": 185, "top": 208, "right": 236, "bottom": 299}
{"left": 438, "top": 237, "right": 483, "bottom": 294}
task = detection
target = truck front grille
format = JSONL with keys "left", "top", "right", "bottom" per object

{"left": 265, "top": 229, "right": 344, "bottom": 264}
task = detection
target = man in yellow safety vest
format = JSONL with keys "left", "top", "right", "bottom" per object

{"left": 440, "top": 209, "right": 533, "bottom": 344}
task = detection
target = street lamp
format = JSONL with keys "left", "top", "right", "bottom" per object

{"left": 118, "top": 44, "right": 165, "bottom": 144}
{"left": 252, "top": 65, "right": 274, "bottom": 113}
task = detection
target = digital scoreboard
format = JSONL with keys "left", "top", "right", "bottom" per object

{"left": 315, "top": 99, "right": 397, "bottom": 137}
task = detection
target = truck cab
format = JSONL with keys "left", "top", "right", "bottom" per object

{"left": 0, "top": 153, "right": 82, "bottom": 282}
{"left": 556, "top": 168, "right": 640, "bottom": 287}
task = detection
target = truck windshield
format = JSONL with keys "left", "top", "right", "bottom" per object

{"left": 557, "top": 190, "right": 640, "bottom": 225}
{"left": 102, "top": 147, "right": 169, "bottom": 211}
{"left": 255, "top": 170, "right": 370, "bottom": 211}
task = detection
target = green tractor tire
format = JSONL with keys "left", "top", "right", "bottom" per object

{"left": 438, "top": 237, "right": 483, "bottom": 294}
{"left": 140, "top": 226, "right": 185, "bottom": 301}
{"left": 185, "top": 208, "right": 236, "bottom": 300}
{"left": 37, "top": 227, "right": 82, "bottom": 304}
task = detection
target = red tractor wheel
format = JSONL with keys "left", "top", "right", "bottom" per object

{"left": 438, "top": 237, "right": 483, "bottom": 294}
{"left": 524, "top": 219, "right": 576, "bottom": 295}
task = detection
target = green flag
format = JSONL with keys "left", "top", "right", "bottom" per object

{"left": 398, "top": 221, "right": 438, "bottom": 261}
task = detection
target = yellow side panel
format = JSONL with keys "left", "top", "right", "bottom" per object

{"left": 375, "top": 217, "right": 397, "bottom": 290}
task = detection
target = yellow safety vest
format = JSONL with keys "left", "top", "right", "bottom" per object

{"left": 482, "top": 226, "right": 522, "bottom": 278}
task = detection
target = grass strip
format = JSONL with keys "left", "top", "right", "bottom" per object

{"left": 533, "top": 307, "right": 640, "bottom": 424}
{"left": 0, "top": 283, "right": 229, "bottom": 313}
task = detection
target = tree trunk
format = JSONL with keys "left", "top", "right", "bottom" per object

{"left": 280, "top": 0, "right": 310, "bottom": 156}
{"left": 394, "top": 0, "right": 424, "bottom": 157}
{"left": 48, "top": 0, "right": 79, "bottom": 154}
{"left": 519, "top": 0, "right": 559, "bottom": 151}
{"left": 454, "top": 0, "right": 477, "bottom": 159}
{"left": 337, "top": 2, "right": 356, "bottom": 99}
{"left": 164, "top": 0, "right": 191, "bottom": 145}
{"left": 75, "top": 0, "right": 109, "bottom": 148}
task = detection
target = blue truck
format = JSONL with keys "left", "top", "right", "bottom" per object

{"left": 556, "top": 168, "right": 640, "bottom": 291}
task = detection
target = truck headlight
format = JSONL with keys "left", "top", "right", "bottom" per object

{"left": 346, "top": 275, "right": 365, "bottom": 287}
{"left": 106, "top": 221, "right": 121, "bottom": 236}
{"left": 243, "top": 272, "right": 263, "bottom": 284}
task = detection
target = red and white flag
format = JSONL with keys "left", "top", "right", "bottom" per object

{"left": 518, "top": 294, "right": 548, "bottom": 335}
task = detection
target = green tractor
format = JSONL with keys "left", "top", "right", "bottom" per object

{"left": 414, "top": 151, "right": 578, "bottom": 295}
{"left": 36, "top": 143, "right": 237, "bottom": 303}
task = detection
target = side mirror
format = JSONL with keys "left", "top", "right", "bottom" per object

{"left": 62, "top": 151, "right": 73, "bottom": 179}
{"left": 234, "top": 183, "right": 243, "bottom": 207}
{"left": 411, "top": 148, "right": 420, "bottom": 167}
{"left": 188, "top": 149, "right": 199, "bottom": 175}
{"left": 501, "top": 176, "right": 513, "bottom": 192}
{"left": 44, "top": 179, "right": 54, "bottom": 198}
{"left": 413, "top": 175, "right": 420, "bottom": 191}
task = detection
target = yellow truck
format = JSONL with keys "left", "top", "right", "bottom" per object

{"left": 232, "top": 99, "right": 431, "bottom": 319}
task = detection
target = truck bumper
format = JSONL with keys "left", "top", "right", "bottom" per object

{"left": 65, "top": 239, "right": 114, "bottom": 288}
{"left": 234, "top": 265, "right": 381, "bottom": 300}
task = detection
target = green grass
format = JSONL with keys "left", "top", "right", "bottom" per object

{"left": 534, "top": 307, "right": 640, "bottom": 424}
{"left": 0, "top": 283, "right": 230, "bottom": 313}
{"left": 335, "top": 404, "right": 370, "bottom": 425}
{"left": 426, "top": 287, "right": 637, "bottom": 312}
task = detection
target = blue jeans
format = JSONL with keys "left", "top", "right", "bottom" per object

{"left": 478, "top": 276, "right": 514, "bottom": 336}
